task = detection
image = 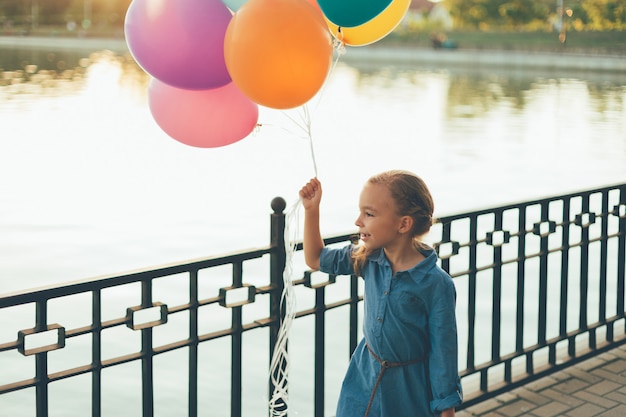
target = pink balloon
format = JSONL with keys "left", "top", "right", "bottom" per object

{"left": 149, "top": 79, "right": 259, "bottom": 148}
{"left": 125, "top": 0, "right": 232, "bottom": 90}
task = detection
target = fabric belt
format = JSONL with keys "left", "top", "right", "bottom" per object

{"left": 364, "top": 343, "right": 427, "bottom": 417}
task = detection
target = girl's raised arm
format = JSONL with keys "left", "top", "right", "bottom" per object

{"left": 299, "top": 178, "right": 324, "bottom": 270}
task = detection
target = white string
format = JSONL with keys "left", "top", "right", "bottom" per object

{"left": 268, "top": 199, "right": 301, "bottom": 416}
{"left": 267, "top": 38, "right": 346, "bottom": 415}
{"left": 273, "top": 39, "right": 345, "bottom": 177}
{"left": 279, "top": 105, "right": 318, "bottom": 177}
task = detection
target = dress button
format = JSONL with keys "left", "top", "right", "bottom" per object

{"left": 377, "top": 317, "right": 382, "bottom": 322}
{"left": 383, "top": 291, "right": 388, "bottom": 296}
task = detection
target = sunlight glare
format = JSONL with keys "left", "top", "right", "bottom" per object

{"left": 83, "top": 55, "right": 123, "bottom": 99}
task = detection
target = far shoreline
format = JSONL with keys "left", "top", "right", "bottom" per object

{"left": 1, "top": 34, "right": 625, "bottom": 73}
{"left": 0, "top": 35, "right": 129, "bottom": 53}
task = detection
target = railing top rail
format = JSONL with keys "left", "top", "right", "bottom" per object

{"left": 0, "top": 246, "right": 271, "bottom": 307}
{"left": 3, "top": 183, "right": 624, "bottom": 308}
{"left": 435, "top": 182, "right": 626, "bottom": 221}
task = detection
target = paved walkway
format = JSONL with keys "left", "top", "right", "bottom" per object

{"left": 458, "top": 344, "right": 626, "bottom": 417}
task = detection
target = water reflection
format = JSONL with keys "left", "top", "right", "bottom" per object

{"left": 0, "top": 45, "right": 625, "bottom": 295}
{"left": 2, "top": 46, "right": 624, "bottom": 122}
{"left": 1, "top": 49, "right": 149, "bottom": 100}
{"left": 347, "top": 60, "right": 626, "bottom": 119}
{"left": 0, "top": 48, "right": 84, "bottom": 71}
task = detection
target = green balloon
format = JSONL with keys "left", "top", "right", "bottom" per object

{"left": 318, "top": 0, "right": 393, "bottom": 28}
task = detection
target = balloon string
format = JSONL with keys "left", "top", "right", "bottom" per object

{"left": 301, "top": 105, "right": 318, "bottom": 177}
{"left": 257, "top": 35, "right": 346, "bottom": 176}
{"left": 278, "top": 105, "right": 317, "bottom": 176}
{"left": 268, "top": 199, "right": 301, "bottom": 416}
{"left": 310, "top": 38, "right": 345, "bottom": 115}
{"left": 308, "top": 39, "right": 345, "bottom": 177}
{"left": 306, "top": 111, "right": 318, "bottom": 177}
{"left": 281, "top": 40, "right": 344, "bottom": 177}
{"left": 268, "top": 39, "right": 346, "bottom": 414}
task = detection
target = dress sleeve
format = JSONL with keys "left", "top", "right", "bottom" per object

{"left": 319, "top": 245, "right": 356, "bottom": 276}
{"left": 428, "top": 278, "right": 464, "bottom": 412}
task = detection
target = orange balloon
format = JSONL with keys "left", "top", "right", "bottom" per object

{"left": 305, "top": 0, "right": 322, "bottom": 14}
{"left": 224, "top": 0, "right": 333, "bottom": 109}
{"left": 326, "top": 0, "right": 411, "bottom": 47}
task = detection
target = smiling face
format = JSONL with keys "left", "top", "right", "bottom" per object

{"left": 354, "top": 182, "right": 404, "bottom": 251}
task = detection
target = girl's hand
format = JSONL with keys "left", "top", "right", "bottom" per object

{"left": 300, "top": 178, "right": 324, "bottom": 270}
{"left": 299, "top": 178, "right": 322, "bottom": 211}
{"left": 440, "top": 408, "right": 455, "bottom": 417}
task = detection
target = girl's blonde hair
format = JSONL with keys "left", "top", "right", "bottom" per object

{"left": 352, "top": 170, "right": 435, "bottom": 275}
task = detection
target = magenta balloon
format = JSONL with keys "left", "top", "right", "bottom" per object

{"left": 125, "top": 0, "right": 232, "bottom": 90}
{"left": 148, "top": 79, "right": 259, "bottom": 148}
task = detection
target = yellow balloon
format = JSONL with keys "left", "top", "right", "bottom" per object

{"left": 325, "top": 0, "right": 411, "bottom": 47}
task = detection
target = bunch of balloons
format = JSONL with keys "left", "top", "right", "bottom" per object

{"left": 124, "top": 0, "right": 410, "bottom": 148}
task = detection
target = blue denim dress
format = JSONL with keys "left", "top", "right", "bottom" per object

{"left": 320, "top": 245, "right": 463, "bottom": 416}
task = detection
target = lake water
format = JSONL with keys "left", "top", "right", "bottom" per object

{"left": 1, "top": 41, "right": 625, "bottom": 296}
{"left": 1, "top": 40, "right": 625, "bottom": 416}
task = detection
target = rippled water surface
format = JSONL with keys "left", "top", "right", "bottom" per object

{"left": 1, "top": 45, "right": 625, "bottom": 295}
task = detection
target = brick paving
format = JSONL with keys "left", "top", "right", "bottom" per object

{"left": 458, "top": 344, "right": 626, "bottom": 417}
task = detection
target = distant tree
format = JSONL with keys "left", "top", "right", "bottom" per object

{"left": 445, "top": 0, "right": 549, "bottom": 29}
{"left": 443, "top": 0, "right": 626, "bottom": 30}
{"left": 445, "top": 0, "right": 502, "bottom": 29}
{"left": 0, "top": 0, "right": 26, "bottom": 23}
{"left": 91, "top": 0, "right": 132, "bottom": 25}
{"left": 39, "top": 0, "right": 73, "bottom": 24}
{"left": 498, "top": 0, "right": 550, "bottom": 28}
{"left": 581, "top": 0, "right": 626, "bottom": 29}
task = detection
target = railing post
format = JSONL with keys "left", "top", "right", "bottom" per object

{"left": 140, "top": 280, "right": 154, "bottom": 417}
{"left": 35, "top": 300, "right": 49, "bottom": 417}
{"left": 269, "top": 197, "right": 287, "bottom": 416}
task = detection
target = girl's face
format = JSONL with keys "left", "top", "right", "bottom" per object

{"left": 354, "top": 182, "right": 403, "bottom": 250}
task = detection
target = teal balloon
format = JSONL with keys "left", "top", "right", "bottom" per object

{"left": 221, "top": 0, "right": 247, "bottom": 11}
{"left": 317, "top": 0, "right": 393, "bottom": 28}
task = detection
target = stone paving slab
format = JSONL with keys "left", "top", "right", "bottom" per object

{"left": 458, "top": 344, "right": 626, "bottom": 417}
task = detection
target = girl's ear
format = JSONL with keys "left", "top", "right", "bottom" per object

{"left": 399, "top": 215, "right": 414, "bottom": 234}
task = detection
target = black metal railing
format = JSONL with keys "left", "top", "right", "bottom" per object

{"left": 1, "top": 184, "right": 625, "bottom": 416}
{"left": 438, "top": 183, "right": 626, "bottom": 407}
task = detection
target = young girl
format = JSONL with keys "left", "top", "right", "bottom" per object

{"left": 299, "top": 171, "right": 462, "bottom": 417}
